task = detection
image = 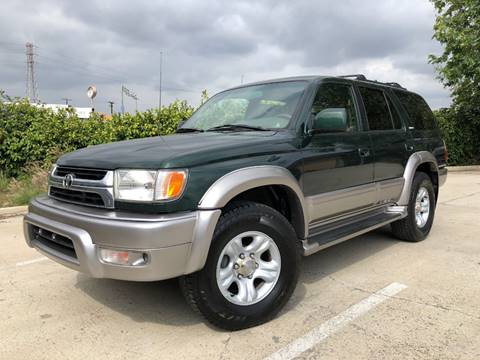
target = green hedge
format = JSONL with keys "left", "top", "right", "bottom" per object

{"left": 434, "top": 107, "right": 480, "bottom": 165}
{"left": 0, "top": 98, "right": 194, "bottom": 177}
{"left": 2, "top": 95, "right": 478, "bottom": 177}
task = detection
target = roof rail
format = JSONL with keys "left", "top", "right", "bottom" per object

{"left": 339, "top": 74, "right": 367, "bottom": 80}
{"left": 338, "top": 74, "right": 406, "bottom": 90}
{"left": 384, "top": 82, "right": 405, "bottom": 89}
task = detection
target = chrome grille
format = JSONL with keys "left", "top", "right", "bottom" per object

{"left": 49, "top": 187, "right": 105, "bottom": 207}
{"left": 55, "top": 166, "right": 107, "bottom": 180}
{"left": 48, "top": 165, "right": 114, "bottom": 208}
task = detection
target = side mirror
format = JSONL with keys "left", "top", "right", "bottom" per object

{"left": 310, "top": 108, "right": 348, "bottom": 134}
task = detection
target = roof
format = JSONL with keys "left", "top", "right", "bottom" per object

{"left": 236, "top": 74, "right": 408, "bottom": 91}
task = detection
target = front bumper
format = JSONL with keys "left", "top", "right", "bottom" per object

{"left": 23, "top": 196, "right": 220, "bottom": 281}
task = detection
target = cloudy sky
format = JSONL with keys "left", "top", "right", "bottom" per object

{"left": 0, "top": 0, "right": 450, "bottom": 113}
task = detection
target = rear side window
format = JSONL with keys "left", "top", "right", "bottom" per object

{"left": 359, "top": 87, "right": 394, "bottom": 130}
{"left": 394, "top": 91, "right": 436, "bottom": 130}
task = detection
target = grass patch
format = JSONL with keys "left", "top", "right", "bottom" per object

{"left": 0, "top": 164, "right": 48, "bottom": 207}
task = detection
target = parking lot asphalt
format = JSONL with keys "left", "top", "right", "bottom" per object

{"left": 1, "top": 171, "right": 480, "bottom": 360}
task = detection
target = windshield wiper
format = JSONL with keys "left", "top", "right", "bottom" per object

{"left": 206, "top": 124, "right": 268, "bottom": 132}
{"left": 176, "top": 127, "right": 204, "bottom": 133}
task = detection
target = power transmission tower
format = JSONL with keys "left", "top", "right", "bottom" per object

{"left": 25, "top": 42, "right": 38, "bottom": 102}
{"left": 62, "top": 98, "right": 72, "bottom": 106}
{"left": 107, "top": 101, "right": 114, "bottom": 115}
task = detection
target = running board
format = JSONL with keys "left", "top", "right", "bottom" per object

{"left": 302, "top": 206, "right": 407, "bottom": 256}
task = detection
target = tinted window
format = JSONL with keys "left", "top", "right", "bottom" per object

{"left": 311, "top": 83, "right": 357, "bottom": 131}
{"left": 359, "top": 87, "right": 393, "bottom": 130}
{"left": 386, "top": 94, "right": 403, "bottom": 129}
{"left": 394, "top": 91, "right": 436, "bottom": 130}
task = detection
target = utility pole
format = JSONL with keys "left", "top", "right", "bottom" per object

{"left": 107, "top": 101, "right": 114, "bottom": 115}
{"left": 25, "top": 42, "right": 38, "bottom": 102}
{"left": 158, "top": 51, "right": 163, "bottom": 110}
{"left": 62, "top": 98, "right": 72, "bottom": 106}
{"left": 121, "top": 85, "right": 125, "bottom": 114}
{"left": 241, "top": 74, "right": 244, "bottom": 85}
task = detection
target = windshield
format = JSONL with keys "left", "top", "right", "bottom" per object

{"left": 182, "top": 81, "right": 307, "bottom": 131}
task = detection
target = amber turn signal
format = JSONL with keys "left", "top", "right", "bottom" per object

{"left": 155, "top": 170, "right": 187, "bottom": 200}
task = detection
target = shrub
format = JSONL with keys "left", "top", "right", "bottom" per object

{"left": 434, "top": 107, "right": 480, "bottom": 165}
{"left": 0, "top": 97, "right": 194, "bottom": 177}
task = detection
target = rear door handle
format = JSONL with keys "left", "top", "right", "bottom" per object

{"left": 358, "top": 148, "right": 370, "bottom": 157}
{"left": 405, "top": 144, "right": 414, "bottom": 152}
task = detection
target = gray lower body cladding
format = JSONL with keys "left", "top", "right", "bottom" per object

{"left": 23, "top": 196, "right": 220, "bottom": 281}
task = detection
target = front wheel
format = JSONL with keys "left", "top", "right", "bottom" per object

{"left": 180, "top": 202, "right": 300, "bottom": 330}
{"left": 391, "top": 172, "right": 436, "bottom": 242}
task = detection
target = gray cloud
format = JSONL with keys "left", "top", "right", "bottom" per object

{"left": 0, "top": 0, "right": 450, "bottom": 112}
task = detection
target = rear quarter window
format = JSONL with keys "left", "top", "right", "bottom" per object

{"left": 394, "top": 91, "right": 436, "bottom": 130}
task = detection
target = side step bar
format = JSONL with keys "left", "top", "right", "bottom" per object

{"left": 302, "top": 206, "right": 407, "bottom": 256}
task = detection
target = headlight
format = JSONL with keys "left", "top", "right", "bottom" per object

{"left": 114, "top": 169, "right": 187, "bottom": 202}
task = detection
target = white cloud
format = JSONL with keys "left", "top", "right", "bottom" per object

{"left": 0, "top": 0, "right": 451, "bottom": 111}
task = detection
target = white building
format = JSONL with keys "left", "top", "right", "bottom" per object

{"left": 32, "top": 103, "right": 93, "bottom": 119}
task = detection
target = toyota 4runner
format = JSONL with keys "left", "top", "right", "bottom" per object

{"left": 24, "top": 74, "right": 447, "bottom": 330}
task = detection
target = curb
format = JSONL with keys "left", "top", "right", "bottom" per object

{"left": 0, "top": 205, "right": 28, "bottom": 219}
{"left": 447, "top": 165, "right": 480, "bottom": 172}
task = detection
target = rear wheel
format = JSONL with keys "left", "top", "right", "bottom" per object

{"left": 180, "top": 201, "right": 300, "bottom": 330}
{"left": 391, "top": 172, "right": 436, "bottom": 242}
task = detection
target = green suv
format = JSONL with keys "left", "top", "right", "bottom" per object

{"left": 24, "top": 74, "right": 448, "bottom": 330}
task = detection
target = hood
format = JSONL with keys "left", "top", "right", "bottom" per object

{"left": 57, "top": 131, "right": 295, "bottom": 169}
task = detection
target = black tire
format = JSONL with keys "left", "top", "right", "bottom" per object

{"left": 180, "top": 201, "right": 301, "bottom": 331}
{"left": 391, "top": 171, "right": 436, "bottom": 242}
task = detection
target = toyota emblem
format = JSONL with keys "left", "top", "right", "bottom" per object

{"left": 63, "top": 174, "right": 75, "bottom": 189}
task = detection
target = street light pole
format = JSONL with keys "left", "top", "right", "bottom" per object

{"left": 121, "top": 85, "right": 125, "bottom": 114}
{"left": 159, "top": 51, "right": 163, "bottom": 110}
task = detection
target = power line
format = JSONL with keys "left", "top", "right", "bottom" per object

{"left": 37, "top": 54, "right": 125, "bottom": 82}
{"left": 34, "top": 44, "right": 126, "bottom": 78}
{"left": 35, "top": 60, "right": 124, "bottom": 84}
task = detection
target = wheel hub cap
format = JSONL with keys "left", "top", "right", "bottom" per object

{"left": 236, "top": 258, "right": 257, "bottom": 277}
{"left": 216, "top": 231, "right": 281, "bottom": 306}
{"left": 415, "top": 186, "right": 430, "bottom": 228}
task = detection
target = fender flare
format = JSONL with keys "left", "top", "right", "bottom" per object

{"left": 183, "top": 166, "right": 307, "bottom": 274}
{"left": 397, "top": 151, "right": 439, "bottom": 206}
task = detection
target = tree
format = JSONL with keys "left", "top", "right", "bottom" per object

{"left": 429, "top": 0, "right": 480, "bottom": 113}
{"left": 430, "top": 0, "right": 480, "bottom": 165}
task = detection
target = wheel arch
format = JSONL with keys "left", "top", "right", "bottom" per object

{"left": 397, "top": 151, "right": 439, "bottom": 206}
{"left": 199, "top": 166, "right": 308, "bottom": 237}
{"left": 184, "top": 166, "right": 307, "bottom": 274}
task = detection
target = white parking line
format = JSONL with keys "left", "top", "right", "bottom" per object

{"left": 15, "top": 257, "right": 48, "bottom": 267}
{"left": 264, "top": 282, "right": 408, "bottom": 360}
{"left": 0, "top": 256, "right": 49, "bottom": 272}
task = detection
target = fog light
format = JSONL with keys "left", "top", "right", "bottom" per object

{"left": 99, "top": 248, "right": 148, "bottom": 266}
